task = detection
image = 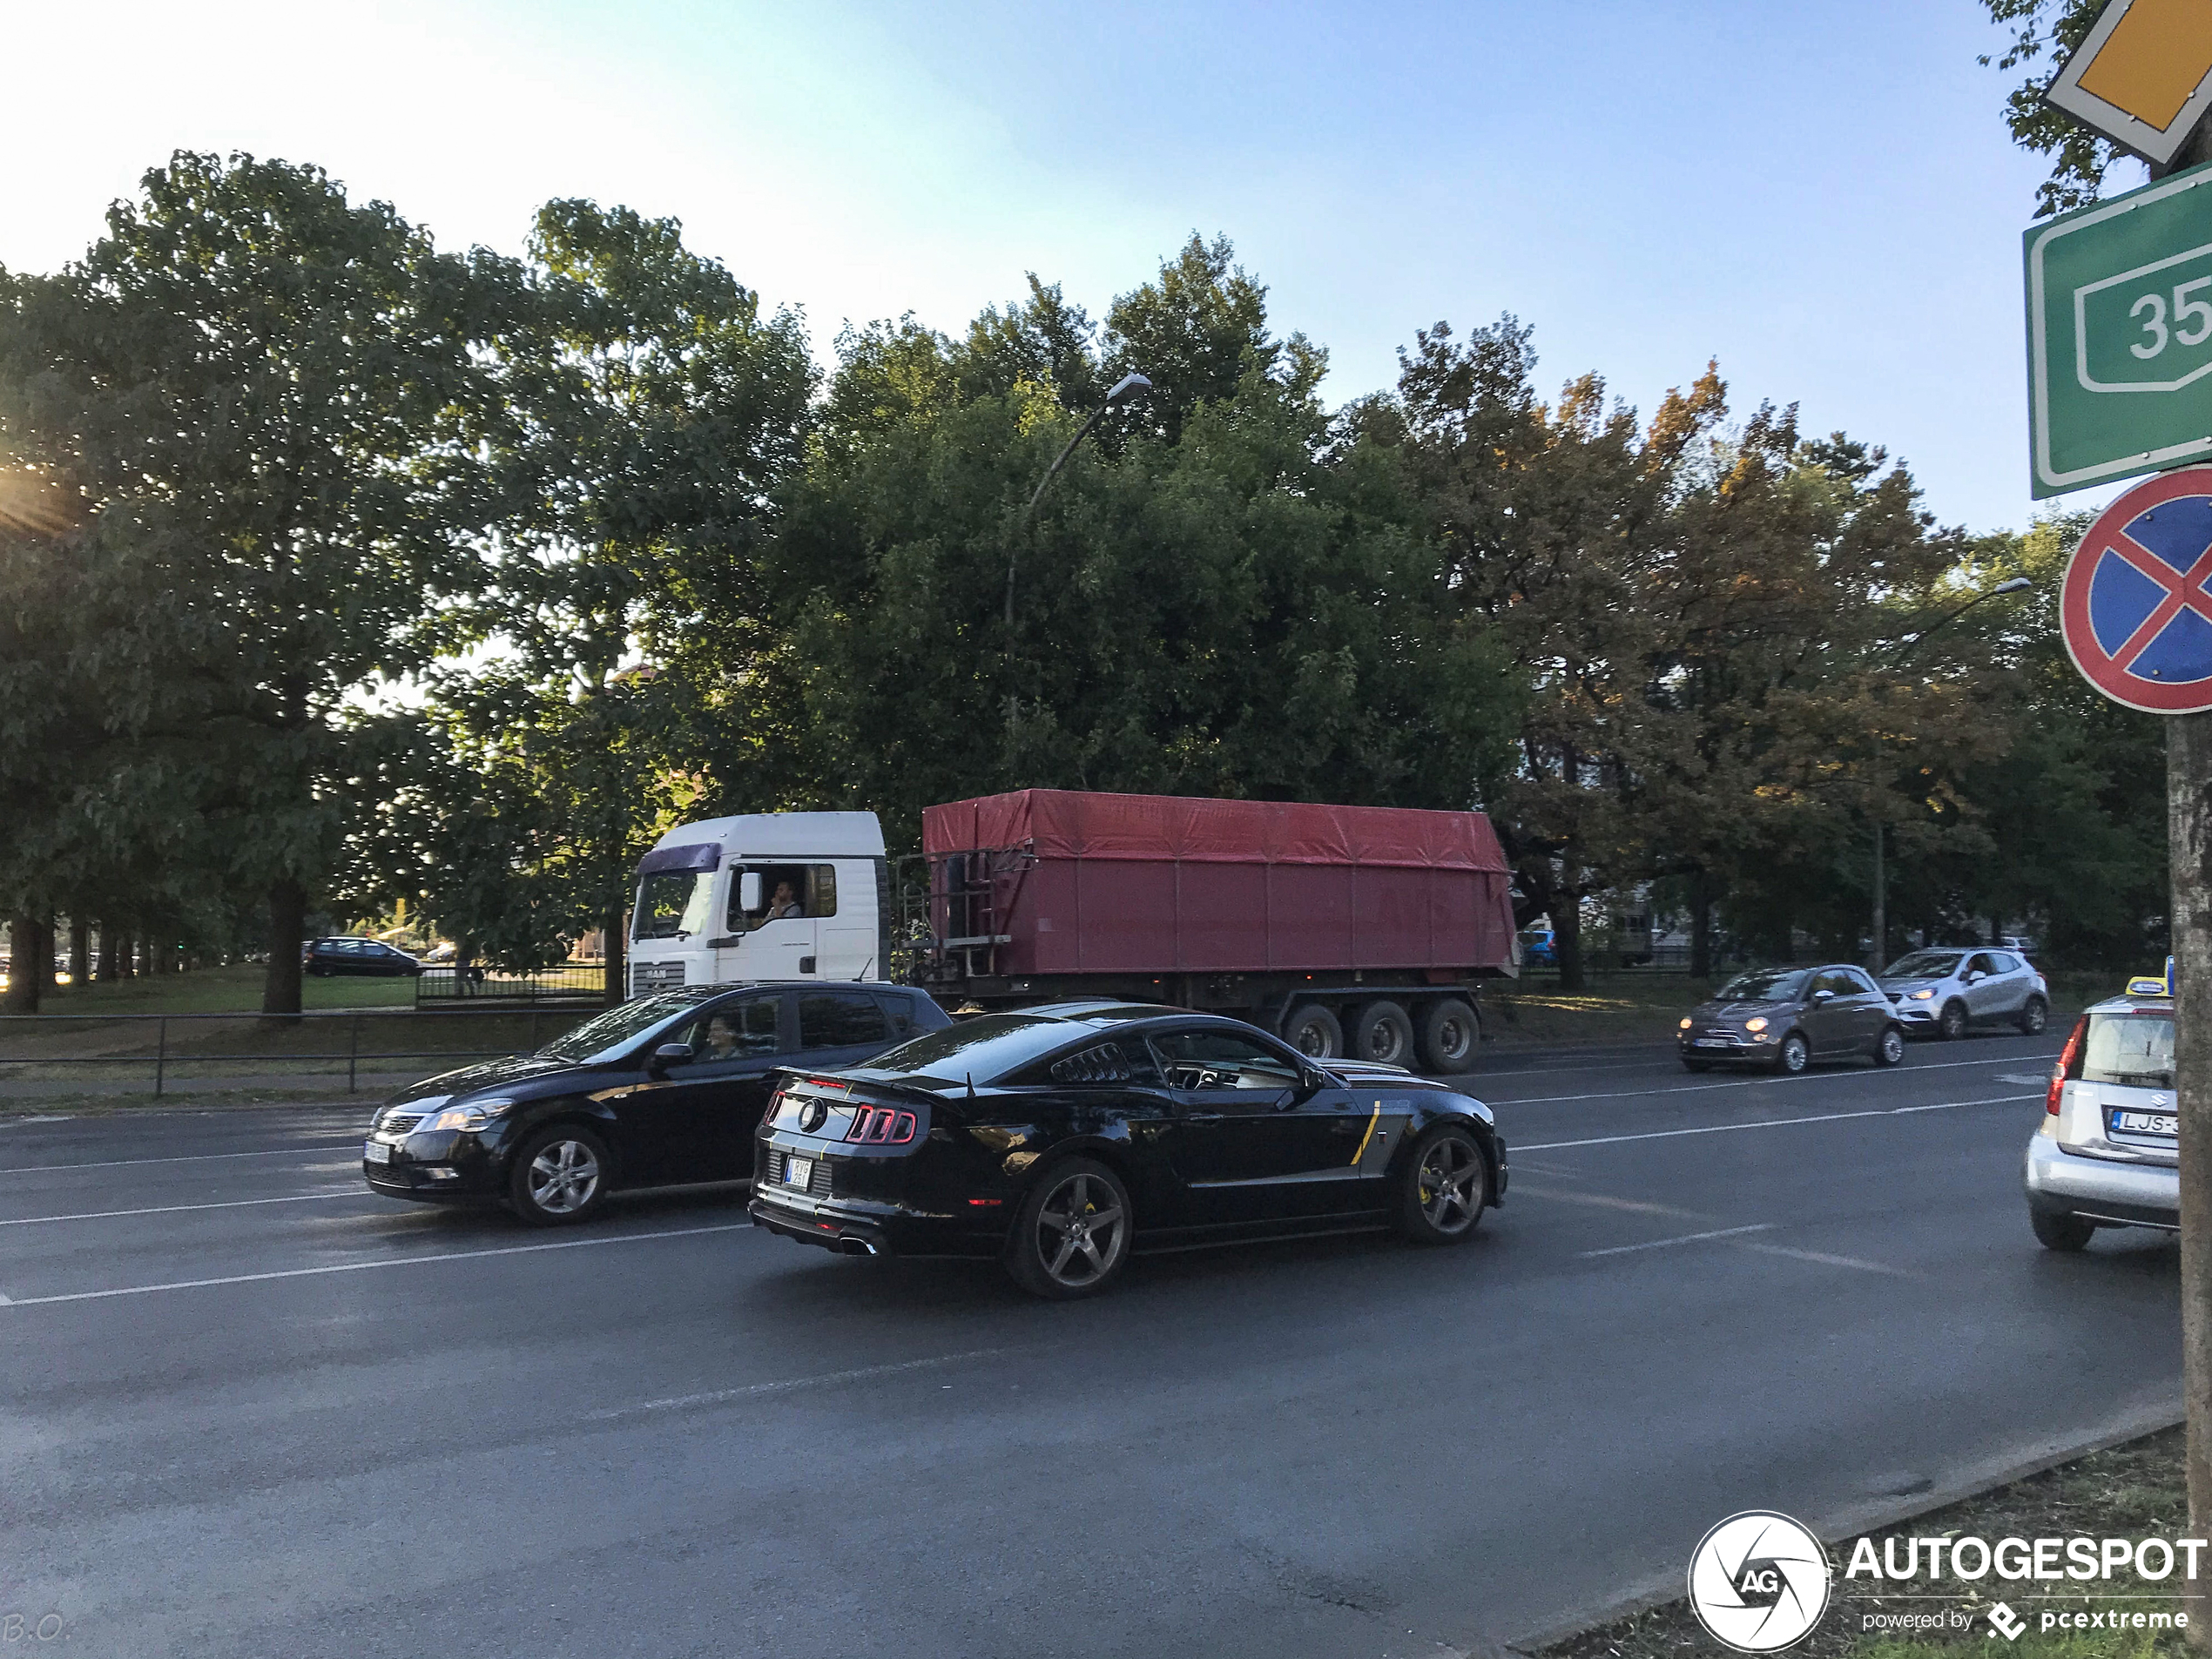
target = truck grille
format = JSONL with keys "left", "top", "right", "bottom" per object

{"left": 764, "top": 1148, "right": 833, "bottom": 1198}
{"left": 631, "top": 960, "right": 685, "bottom": 995}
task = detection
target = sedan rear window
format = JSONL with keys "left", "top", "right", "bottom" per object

{"left": 2082, "top": 1012, "right": 2175, "bottom": 1089}
{"left": 861, "top": 1015, "right": 1084, "bottom": 1084}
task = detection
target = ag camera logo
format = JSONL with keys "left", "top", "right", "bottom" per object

{"left": 1689, "top": 1511, "right": 1832, "bottom": 1653}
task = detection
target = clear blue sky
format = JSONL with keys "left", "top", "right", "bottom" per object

{"left": 2, "top": 1, "right": 2121, "bottom": 535}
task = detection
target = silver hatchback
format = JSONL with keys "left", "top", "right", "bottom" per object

{"left": 1880, "top": 948, "right": 2049, "bottom": 1041}
{"left": 2024, "top": 991, "right": 2176, "bottom": 1250}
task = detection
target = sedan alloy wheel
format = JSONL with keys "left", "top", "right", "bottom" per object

{"left": 510, "top": 1127, "right": 609, "bottom": 1224}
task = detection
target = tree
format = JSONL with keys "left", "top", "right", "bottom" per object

{"left": 1979, "top": 1, "right": 2133, "bottom": 215}
{"left": 768, "top": 240, "right": 1515, "bottom": 851}
{"left": 426, "top": 200, "right": 815, "bottom": 1002}
{"left": 0, "top": 152, "right": 512, "bottom": 1014}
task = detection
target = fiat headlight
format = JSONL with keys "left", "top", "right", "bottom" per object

{"left": 427, "top": 1097, "right": 516, "bottom": 1133}
{"left": 1679, "top": 1017, "right": 1693, "bottom": 1031}
{"left": 1743, "top": 1017, "right": 1770, "bottom": 1034}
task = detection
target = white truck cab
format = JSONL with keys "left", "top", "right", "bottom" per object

{"left": 626, "top": 813, "right": 889, "bottom": 997}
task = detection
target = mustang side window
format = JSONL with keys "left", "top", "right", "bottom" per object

{"left": 1149, "top": 1030, "right": 1299, "bottom": 1092}
{"left": 1047, "top": 1042, "right": 1165, "bottom": 1085}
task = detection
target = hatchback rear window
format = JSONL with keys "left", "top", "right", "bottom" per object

{"left": 2082, "top": 1012, "right": 2175, "bottom": 1089}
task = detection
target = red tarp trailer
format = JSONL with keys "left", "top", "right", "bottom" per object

{"left": 922, "top": 789, "right": 1517, "bottom": 977}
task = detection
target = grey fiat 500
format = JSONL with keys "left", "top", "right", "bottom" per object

{"left": 2026, "top": 989, "right": 2176, "bottom": 1251}
{"left": 1879, "top": 948, "right": 2049, "bottom": 1041}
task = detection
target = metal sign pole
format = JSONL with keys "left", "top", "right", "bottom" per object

{"left": 2175, "top": 713, "right": 2212, "bottom": 1587}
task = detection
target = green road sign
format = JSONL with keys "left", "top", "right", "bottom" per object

{"left": 2027, "top": 159, "right": 2212, "bottom": 498}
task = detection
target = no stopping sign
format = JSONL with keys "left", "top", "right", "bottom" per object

{"left": 2062, "top": 465, "right": 2212, "bottom": 713}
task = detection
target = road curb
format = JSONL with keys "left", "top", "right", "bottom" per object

{"left": 1499, "top": 1400, "right": 2187, "bottom": 1656}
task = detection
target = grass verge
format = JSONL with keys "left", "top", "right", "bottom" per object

{"left": 1534, "top": 1426, "right": 2188, "bottom": 1659}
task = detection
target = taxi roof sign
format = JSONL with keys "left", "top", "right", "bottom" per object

{"left": 2125, "top": 955, "right": 2178, "bottom": 997}
{"left": 2045, "top": 0, "right": 2212, "bottom": 168}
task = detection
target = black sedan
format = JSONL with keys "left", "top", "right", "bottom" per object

{"left": 361, "top": 981, "right": 951, "bottom": 1223}
{"left": 305, "top": 936, "right": 423, "bottom": 977}
{"left": 750, "top": 1002, "right": 1507, "bottom": 1298}
{"left": 1677, "top": 964, "right": 1908, "bottom": 1074}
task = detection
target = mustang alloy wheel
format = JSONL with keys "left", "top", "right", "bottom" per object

{"left": 1007, "top": 1158, "right": 1132, "bottom": 1298}
{"left": 1394, "top": 1125, "right": 1486, "bottom": 1245}
{"left": 509, "top": 1126, "right": 609, "bottom": 1225}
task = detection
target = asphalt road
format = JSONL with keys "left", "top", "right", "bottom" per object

{"left": 0, "top": 1031, "right": 2180, "bottom": 1659}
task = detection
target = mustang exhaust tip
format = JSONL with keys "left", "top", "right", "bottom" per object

{"left": 837, "top": 1236, "right": 880, "bottom": 1257}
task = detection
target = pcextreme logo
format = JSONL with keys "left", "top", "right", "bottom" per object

{"left": 1688, "top": 1512, "right": 1832, "bottom": 1653}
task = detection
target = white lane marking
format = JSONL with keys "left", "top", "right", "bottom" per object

{"left": 1994, "top": 1073, "right": 2052, "bottom": 1086}
{"left": 1741, "top": 1242, "right": 1918, "bottom": 1278}
{"left": 1509, "top": 1186, "right": 1709, "bottom": 1219}
{"left": 0, "top": 1222, "right": 752, "bottom": 1308}
{"left": 1517, "top": 1094, "right": 2039, "bottom": 1153}
{"left": 0, "top": 1141, "right": 359, "bottom": 1176}
{"left": 587, "top": 1347, "right": 1017, "bottom": 1421}
{"left": 1580, "top": 1224, "right": 1774, "bottom": 1258}
{"left": 0, "top": 1190, "right": 367, "bottom": 1227}
{"left": 1484, "top": 1051, "right": 2058, "bottom": 1107}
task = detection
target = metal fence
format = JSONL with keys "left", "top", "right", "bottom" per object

{"left": 414, "top": 964, "right": 607, "bottom": 1006}
{"left": 0, "top": 1007, "right": 600, "bottom": 1100}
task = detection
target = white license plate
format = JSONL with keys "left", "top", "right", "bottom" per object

{"left": 2113, "top": 1110, "right": 2178, "bottom": 1136}
{"left": 784, "top": 1156, "right": 813, "bottom": 1188}
{"left": 1692, "top": 1037, "right": 1731, "bottom": 1049}
{"left": 364, "top": 1140, "right": 392, "bottom": 1164}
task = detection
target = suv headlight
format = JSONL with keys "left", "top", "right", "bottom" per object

{"left": 427, "top": 1097, "right": 516, "bottom": 1133}
{"left": 1908, "top": 988, "right": 1934, "bottom": 1001}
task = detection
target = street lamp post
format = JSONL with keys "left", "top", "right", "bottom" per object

{"left": 1004, "top": 372, "right": 1151, "bottom": 630}
{"left": 1867, "top": 576, "right": 2033, "bottom": 971}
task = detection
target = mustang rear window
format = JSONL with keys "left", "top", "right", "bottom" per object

{"left": 863, "top": 1015, "right": 1081, "bottom": 1084}
{"left": 2082, "top": 1012, "right": 2175, "bottom": 1090}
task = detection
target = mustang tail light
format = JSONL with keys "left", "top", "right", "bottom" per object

{"left": 2047, "top": 1016, "right": 2088, "bottom": 1115}
{"left": 761, "top": 1088, "right": 787, "bottom": 1130}
{"left": 845, "top": 1107, "right": 918, "bottom": 1144}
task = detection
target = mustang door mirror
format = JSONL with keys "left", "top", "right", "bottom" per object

{"left": 738, "top": 871, "right": 763, "bottom": 914}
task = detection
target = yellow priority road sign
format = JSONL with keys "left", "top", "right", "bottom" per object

{"left": 2046, "top": 0, "right": 2212, "bottom": 167}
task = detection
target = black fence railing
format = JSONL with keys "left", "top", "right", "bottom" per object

{"left": 0, "top": 1007, "right": 601, "bottom": 1099}
{"left": 415, "top": 964, "right": 607, "bottom": 1006}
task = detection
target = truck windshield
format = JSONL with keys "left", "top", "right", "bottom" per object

{"left": 859, "top": 1015, "right": 1085, "bottom": 1085}
{"left": 2082, "top": 1011, "right": 2175, "bottom": 1089}
{"left": 634, "top": 871, "right": 716, "bottom": 940}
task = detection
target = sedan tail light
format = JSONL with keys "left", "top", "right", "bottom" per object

{"left": 2047, "top": 1016, "right": 2088, "bottom": 1115}
{"left": 845, "top": 1107, "right": 918, "bottom": 1145}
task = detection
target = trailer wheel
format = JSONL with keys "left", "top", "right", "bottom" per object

{"left": 1417, "top": 998, "right": 1480, "bottom": 1073}
{"left": 1351, "top": 1001, "right": 1414, "bottom": 1067}
{"left": 1283, "top": 1002, "right": 1343, "bottom": 1059}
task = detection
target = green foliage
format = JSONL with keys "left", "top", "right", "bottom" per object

{"left": 1979, "top": 0, "right": 2131, "bottom": 215}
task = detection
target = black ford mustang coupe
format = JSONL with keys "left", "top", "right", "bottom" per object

{"left": 750, "top": 1002, "right": 1507, "bottom": 1298}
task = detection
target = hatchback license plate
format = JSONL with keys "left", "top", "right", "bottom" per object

{"left": 2113, "top": 1109, "right": 2178, "bottom": 1136}
{"left": 785, "top": 1156, "right": 813, "bottom": 1188}
{"left": 364, "top": 1140, "right": 392, "bottom": 1164}
{"left": 1692, "top": 1037, "right": 1731, "bottom": 1049}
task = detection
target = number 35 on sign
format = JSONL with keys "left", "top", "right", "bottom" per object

{"left": 2028, "top": 163, "right": 2212, "bottom": 498}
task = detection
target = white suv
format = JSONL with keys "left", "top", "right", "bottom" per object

{"left": 2024, "top": 991, "right": 2176, "bottom": 1251}
{"left": 1879, "top": 948, "right": 2048, "bottom": 1041}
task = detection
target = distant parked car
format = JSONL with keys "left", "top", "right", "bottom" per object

{"left": 1878, "top": 948, "right": 2047, "bottom": 1040}
{"left": 1518, "top": 928, "right": 1557, "bottom": 968}
{"left": 1678, "top": 964, "right": 1907, "bottom": 1073}
{"left": 304, "top": 937, "right": 423, "bottom": 978}
{"left": 2026, "top": 984, "right": 2175, "bottom": 1250}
